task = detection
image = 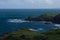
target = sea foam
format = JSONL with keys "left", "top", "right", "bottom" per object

{"left": 29, "top": 28, "right": 44, "bottom": 31}
{"left": 7, "top": 19, "right": 29, "bottom": 23}
{"left": 54, "top": 24, "right": 60, "bottom": 28}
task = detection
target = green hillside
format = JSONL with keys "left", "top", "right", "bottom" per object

{"left": 40, "top": 13, "right": 58, "bottom": 18}
{"left": 0, "top": 28, "right": 60, "bottom": 40}
{"left": 43, "top": 29, "right": 60, "bottom": 40}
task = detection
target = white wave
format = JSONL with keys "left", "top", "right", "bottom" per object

{"left": 29, "top": 28, "right": 44, "bottom": 31}
{"left": 54, "top": 24, "right": 60, "bottom": 28}
{"left": 7, "top": 19, "right": 29, "bottom": 23}
{"left": 29, "top": 29, "right": 38, "bottom": 31}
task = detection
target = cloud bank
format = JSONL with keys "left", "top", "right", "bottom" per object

{"left": 0, "top": 0, "right": 60, "bottom": 9}
{"left": 45, "top": 0, "right": 53, "bottom": 4}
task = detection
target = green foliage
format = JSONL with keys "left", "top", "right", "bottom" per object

{"left": 0, "top": 28, "right": 60, "bottom": 40}
{"left": 41, "top": 13, "right": 58, "bottom": 18}
{"left": 43, "top": 29, "right": 60, "bottom": 40}
{"left": 0, "top": 28, "right": 40, "bottom": 40}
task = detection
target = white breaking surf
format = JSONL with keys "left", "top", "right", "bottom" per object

{"left": 7, "top": 19, "right": 29, "bottom": 23}
{"left": 29, "top": 28, "right": 44, "bottom": 31}
{"left": 54, "top": 24, "right": 60, "bottom": 28}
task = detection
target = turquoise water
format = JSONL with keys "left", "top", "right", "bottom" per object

{"left": 0, "top": 9, "right": 60, "bottom": 35}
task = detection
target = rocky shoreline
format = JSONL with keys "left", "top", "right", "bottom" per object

{"left": 0, "top": 14, "right": 60, "bottom": 40}
{"left": 25, "top": 14, "right": 60, "bottom": 24}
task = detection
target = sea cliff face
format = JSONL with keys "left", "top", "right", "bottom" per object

{"left": 25, "top": 14, "right": 60, "bottom": 24}
{"left": 52, "top": 14, "right": 60, "bottom": 24}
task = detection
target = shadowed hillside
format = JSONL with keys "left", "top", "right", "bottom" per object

{"left": 0, "top": 28, "right": 60, "bottom": 40}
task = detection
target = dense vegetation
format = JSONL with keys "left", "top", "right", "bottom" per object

{"left": 43, "top": 29, "right": 60, "bottom": 40}
{"left": 0, "top": 28, "right": 60, "bottom": 40}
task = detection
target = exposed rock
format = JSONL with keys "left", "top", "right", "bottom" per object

{"left": 52, "top": 14, "right": 60, "bottom": 24}
{"left": 25, "top": 14, "right": 57, "bottom": 21}
{"left": 25, "top": 14, "right": 60, "bottom": 24}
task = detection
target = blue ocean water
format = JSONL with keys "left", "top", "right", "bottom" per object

{"left": 0, "top": 9, "right": 60, "bottom": 35}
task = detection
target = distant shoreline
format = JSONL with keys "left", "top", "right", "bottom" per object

{"left": 25, "top": 13, "right": 60, "bottom": 24}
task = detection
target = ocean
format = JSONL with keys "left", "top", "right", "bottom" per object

{"left": 0, "top": 9, "right": 60, "bottom": 35}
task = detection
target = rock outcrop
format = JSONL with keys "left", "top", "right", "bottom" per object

{"left": 52, "top": 14, "right": 60, "bottom": 24}
{"left": 25, "top": 14, "right": 60, "bottom": 24}
{"left": 25, "top": 14, "right": 57, "bottom": 21}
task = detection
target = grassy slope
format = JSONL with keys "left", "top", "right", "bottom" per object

{"left": 0, "top": 28, "right": 40, "bottom": 40}
{"left": 10, "top": 28, "right": 39, "bottom": 40}
{"left": 43, "top": 29, "right": 60, "bottom": 40}
{"left": 41, "top": 13, "right": 58, "bottom": 18}
{"left": 0, "top": 28, "right": 60, "bottom": 40}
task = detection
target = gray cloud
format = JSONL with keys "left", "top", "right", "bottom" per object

{"left": 0, "top": 0, "right": 60, "bottom": 9}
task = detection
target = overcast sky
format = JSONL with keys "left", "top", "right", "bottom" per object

{"left": 0, "top": 0, "right": 60, "bottom": 9}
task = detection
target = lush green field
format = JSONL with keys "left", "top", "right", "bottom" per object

{"left": 0, "top": 28, "right": 60, "bottom": 40}
{"left": 43, "top": 29, "right": 60, "bottom": 40}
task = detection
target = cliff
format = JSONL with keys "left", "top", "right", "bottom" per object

{"left": 52, "top": 14, "right": 60, "bottom": 24}
{"left": 25, "top": 13, "right": 60, "bottom": 24}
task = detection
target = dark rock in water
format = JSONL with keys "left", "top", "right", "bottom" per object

{"left": 53, "top": 14, "right": 60, "bottom": 24}
{"left": 44, "top": 22, "right": 50, "bottom": 24}
{"left": 25, "top": 14, "right": 60, "bottom": 24}
{"left": 25, "top": 16, "right": 41, "bottom": 21}
{"left": 25, "top": 14, "right": 54, "bottom": 21}
{"left": 25, "top": 16, "right": 49, "bottom": 21}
